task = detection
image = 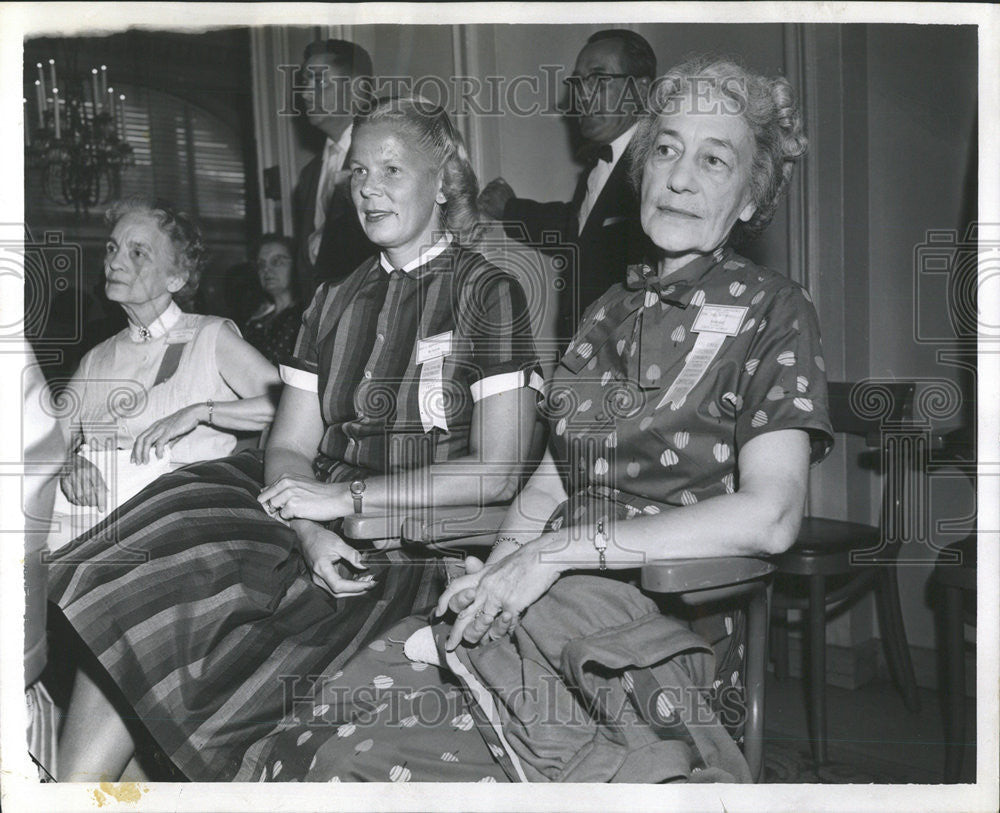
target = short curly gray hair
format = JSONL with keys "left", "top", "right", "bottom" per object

{"left": 105, "top": 197, "right": 206, "bottom": 305}
{"left": 628, "top": 56, "right": 807, "bottom": 246}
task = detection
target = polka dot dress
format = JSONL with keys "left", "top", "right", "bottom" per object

{"left": 243, "top": 304, "right": 303, "bottom": 367}
{"left": 549, "top": 247, "right": 833, "bottom": 512}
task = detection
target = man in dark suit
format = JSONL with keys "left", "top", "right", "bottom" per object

{"left": 292, "top": 39, "right": 376, "bottom": 302}
{"left": 479, "top": 30, "right": 656, "bottom": 343}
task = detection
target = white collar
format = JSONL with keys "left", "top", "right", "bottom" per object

{"left": 607, "top": 122, "right": 638, "bottom": 167}
{"left": 325, "top": 123, "right": 353, "bottom": 160}
{"left": 379, "top": 233, "right": 454, "bottom": 275}
{"left": 127, "top": 300, "right": 183, "bottom": 343}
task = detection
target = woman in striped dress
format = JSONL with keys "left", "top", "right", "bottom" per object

{"left": 48, "top": 97, "right": 542, "bottom": 782}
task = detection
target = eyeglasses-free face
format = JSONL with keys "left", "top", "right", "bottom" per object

{"left": 349, "top": 122, "right": 446, "bottom": 269}
{"left": 640, "top": 98, "right": 757, "bottom": 276}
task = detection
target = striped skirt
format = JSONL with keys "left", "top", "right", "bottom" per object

{"left": 46, "top": 450, "right": 440, "bottom": 781}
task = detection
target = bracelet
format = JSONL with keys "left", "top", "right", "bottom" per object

{"left": 594, "top": 518, "right": 609, "bottom": 571}
{"left": 492, "top": 535, "right": 525, "bottom": 551}
{"left": 205, "top": 399, "right": 214, "bottom": 425}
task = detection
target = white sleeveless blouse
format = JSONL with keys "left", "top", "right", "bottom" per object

{"left": 71, "top": 309, "right": 241, "bottom": 465}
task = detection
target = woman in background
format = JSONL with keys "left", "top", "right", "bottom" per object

{"left": 242, "top": 234, "right": 303, "bottom": 365}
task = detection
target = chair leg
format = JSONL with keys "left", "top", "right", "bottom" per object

{"left": 943, "top": 584, "right": 967, "bottom": 782}
{"left": 771, "top": 606, "right": 789, "bottom": 680}
{"left": 743, "top": 584, "right": 769, "bottom": 783}
{"left": 875, "top": 566, "right": 921, "bottom": 713}
{"left": 807, "top": 574, "right": 827, "bottom": 765}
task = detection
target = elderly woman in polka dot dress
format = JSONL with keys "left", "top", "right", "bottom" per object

{"left": 251, "top": 56, "right": 835, "bottom": 783}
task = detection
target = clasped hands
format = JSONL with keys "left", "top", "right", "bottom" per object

{"left": 435, "top": 537, "right": 562, "bottom": 651}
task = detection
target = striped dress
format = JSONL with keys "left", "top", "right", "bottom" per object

{"left": 47, "top": 240, "right": 540, "bottom": 781}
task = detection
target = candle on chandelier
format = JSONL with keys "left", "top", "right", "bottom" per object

{"left": 52, "top": 87, "right": 61, "bottom": 139}
{"left": 91, "top": 68, "right": 100, "bottom": 115}
{"left": 118, "top": 93, "right": 126, "bottom": 139}
{"left": 36, "top": 62, "right": 46, "bottom": 99}
{"left": 100, "top": 65, "right": 108, "bottom": 98}
{"left": 34, "top": 80, "right": 44, "bottom": 126}
{"left": 107, "top": 87, "right": 115, "bottom": 129}
{"left": 48, "top": 59, "right": 56, "bottom": 93}
{"left": 24, "top": 99, "right": 31, "bottom": 146}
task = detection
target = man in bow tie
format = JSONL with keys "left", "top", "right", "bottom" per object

{"left": 478, "top": 29, "right": 656, "bottom": 344}
{"left": 292, "top": 39, "right": 377, "bottom": 302}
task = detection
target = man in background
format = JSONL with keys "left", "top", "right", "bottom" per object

{"left": 291, "top": 38, "right": 376, "bottom": 301}
{"left": 479, "top": 30, "right": 655, "bottom": 342}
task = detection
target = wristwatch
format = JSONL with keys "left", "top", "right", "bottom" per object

{"left": 349, "top": 479, "right": 367, "bottom": 514}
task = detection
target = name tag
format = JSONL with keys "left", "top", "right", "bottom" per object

{"left": 416, "top": 331, "right": 452, "bottom": 365}
{"left": 691, "top": 304, "right": 747, "bottom": 336}
{"left": 165, "top": 329, "right": 196, "bottom": 344}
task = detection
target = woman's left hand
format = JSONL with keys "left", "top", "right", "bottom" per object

{"left": 442, "top": 540, "right": 563, "bottom": 650}
{"left": 258, "top": 474, "right": 349, "bottom": 522}
{"left": 131, "top": 404, "right": 204, "bottom": 464}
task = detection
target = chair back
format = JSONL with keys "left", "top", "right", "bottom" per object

{"left": 827, "top": 381, "right": 915, "bottom": 440}
{"left": 826, "top": 380, "right": 922, "bottom": 557}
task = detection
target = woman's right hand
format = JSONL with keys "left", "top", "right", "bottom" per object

{"left": 60, "top": 454, "right": 108, "bottom": 511}
{"left": 435, "top": 555, "right": 486, "bottom": 617}
{"left": 296, "top": 522, "right": 377, "bottom": 599}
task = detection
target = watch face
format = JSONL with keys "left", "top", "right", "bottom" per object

{"left": 350, "top": 479, "right": 365, "bottom": 496}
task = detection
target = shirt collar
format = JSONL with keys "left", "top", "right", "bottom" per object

{"left": 625, "top": 246, "right": 732, "bottom": 309}
{"left": 607, "top": 123, "right": 638, "bottom": 167}
{"left": 127, "top": 300, "right": 183, "bottom": 343}
{"left": 323, "top": 123, "right": 353, "bottom": 168}
{"left": 650, "top": 245, "right": 731, "bottom": 287}
{"left": 379, "top": 233, "right": 455, "bottom": 275}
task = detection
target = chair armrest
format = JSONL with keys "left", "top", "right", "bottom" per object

{"left": 401, "top": 505, "right": 510, "bottom": 545}
{"left": 641, "top": 557, "right": 775, "bottom": 599}
{"left": 340, "top": 512, "right": 403, "bottom": 541}
{"left": 341, "top": 505, "right": 510, "bottom": 545}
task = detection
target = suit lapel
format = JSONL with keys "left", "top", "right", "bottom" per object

{"left": 301, "top": 154, "right": 324, "bottom": 216}
{"left": 579, "top": 153, "right": 634, "bottom": 240}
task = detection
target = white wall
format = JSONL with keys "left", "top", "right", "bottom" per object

{"left": 863, "top": 25, "right": 977, "bottom": 653}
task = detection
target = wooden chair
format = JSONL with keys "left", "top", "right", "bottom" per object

{"left": 769, "top": 380, "right": 922, "bottom": 765}
{"left": 934, "top": 534, "right": 976, "bottom": 782}
{"left": 343, "top": 508, "right": 775, "bottom": 782}
{"left": 927, "top": 426, "right": 977, "bottom": 782}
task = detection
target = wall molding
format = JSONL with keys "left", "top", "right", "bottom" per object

{"left": 782, "top": 23, "right": 810, "bottom": 293}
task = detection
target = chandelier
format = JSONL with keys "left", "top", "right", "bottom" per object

{"left": 25, "top": 59, "right": 134, "bottom": 215}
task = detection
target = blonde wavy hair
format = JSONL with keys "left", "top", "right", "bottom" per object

{"left": 352, "top": 96, "right": 481, "bottom": 246}
{"left": 628, "top": 56, "right": 808, "bottom": 246}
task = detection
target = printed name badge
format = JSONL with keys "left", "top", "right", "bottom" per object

{"left": 417, "top": 331, "right": 452, "bottom": 433}
{"left": 655, "top": 304, "right": 746, "bottom": 412}
{"left": 691, "top": 304, "right": 747, "bottom": 336}
{"left": 416, "top": 331, "right": 453, "bottom": 365}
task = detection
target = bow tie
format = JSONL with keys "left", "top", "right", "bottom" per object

{"left": 624, "top": 263, "right": 692, "bottom": 308}
{"left": 578, "top": 143, "right": 614, "bottom": 166}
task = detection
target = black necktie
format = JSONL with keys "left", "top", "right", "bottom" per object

{"left": 595, "top": 144, "right": 613, "bottom": 165}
